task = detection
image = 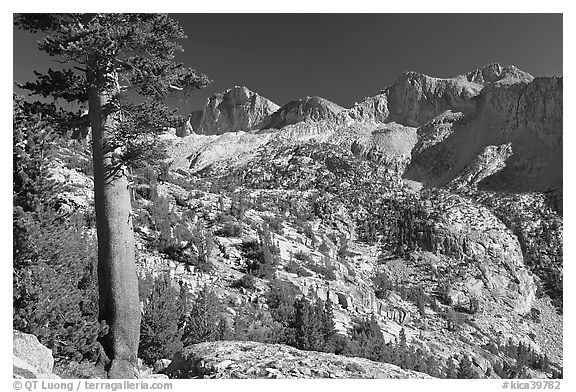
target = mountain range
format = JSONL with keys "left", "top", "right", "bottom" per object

{"left": 39, "top": 63, "right": 563, "bottom": 379}
{"left": 175, "top": 63, "right": 562, "bottom": 194}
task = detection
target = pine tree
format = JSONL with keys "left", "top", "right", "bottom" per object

{"left": 138, "top": 274, "right": 184, "bottom": 365}
{"left": 457, "top": 355, "right": 476, "bottom": 379}
{"left": 541, "top": 354, "right": 550, "bottom": 373}
{"left": 16, "top": 13, "right": 209, "bottom": 377}
{"left": 506, "top": 338, "right": 518, "bottom": 360}
{"left": 445, "top": 356, "right": 458, "bottom": 379}
{"left": 397, "top": 327, "right": 408, "bottom": 368}
{"left": 183, "top": 286, "right": 226, "bottom": 345}
{"left": 291, "top": 297, "right": 324, "bottom": 351}
{"left": 425, "top": 355, "right": 441, "bottom": 378}
{"left": 321, "top": 296, "right": 337, "bottom": 350}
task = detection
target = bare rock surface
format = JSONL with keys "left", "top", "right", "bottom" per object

{"left": 186, "top": 86, "right": 280, "bottom": 135}
{"left": 165, "top": 341, "right": 431, "bottom": 379}
{"left": 13, "top": 331, "right": 59, "bottom": 379}
{"left": 260, "top": 96, "right": 345, "bottom": 129}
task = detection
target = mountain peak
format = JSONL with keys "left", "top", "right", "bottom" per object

{"left": 464, "top": 63, "right": 533, "bottom": 84}
{"left": 181, "top": 86, "right": 280, "bottom": 136}
{"left": 258, "top": 95, "right": 345, "bottom": 130}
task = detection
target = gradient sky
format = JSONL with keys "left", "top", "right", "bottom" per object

{"left": 13, "top": 13, "right": 563, "bottom": 114}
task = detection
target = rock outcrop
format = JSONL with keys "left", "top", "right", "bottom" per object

{"left": 384, "top": 71, "right": 482, "bottom": 127}
{"left": 464, "top": 63, "right": 534, "bottom": 85}
{"left": 259, "top": 96, "right": 345, "bottom": 129}
{"left": 182, "top": 86, "right": 280, "bottom": 136}
{"left": 420, "top": 191, "right": 537, "bottom": 314}
{"left": 405, "top": 75, "right": 562, "bottom": 192}
{"left": 13, "top": 331, "right": 59, "bottom": 379}
{"left": 165, "top": 341, "right": 431, "bottom": 379}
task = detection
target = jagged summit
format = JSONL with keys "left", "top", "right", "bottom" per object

{"left": 464, "top": 63, "right": 534, "bottom": 85}
{"left": 258, "top": 96, "right": 345, "bottom": 129}
{"left": 177, "top": 86, "right": 280, "bottom": 136}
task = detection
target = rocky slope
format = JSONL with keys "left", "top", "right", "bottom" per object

{"left": 165, "top": 341, "right": 430, "bottom": 379}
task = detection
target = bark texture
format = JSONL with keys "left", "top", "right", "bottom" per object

{"left": 87, "top": 61, "right": 141, "bottom": 378}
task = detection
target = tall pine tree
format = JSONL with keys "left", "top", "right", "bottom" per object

{"left": 15, "top": 13, "right": 209, "bottom": 378}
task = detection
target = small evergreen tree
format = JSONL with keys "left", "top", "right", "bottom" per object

{"left": 138, "top": 274, "right": 186, "bottom": 365}
{"left": 321, "top": 297, "right": 337, "bottom": 350}
{"left": 425, "top": 355, "right": 441, "bottom": 378}
{"left": 444, "top": 356, "right": 458, "bottom": 379}
{"left": 291, "top": 297, "right": 324, "bottom": 351}
{"left": 183, "top": 286, "right": 227, "bottom": 345}
{"left": 457, "top": 355, "right": 476, "bottom": 379}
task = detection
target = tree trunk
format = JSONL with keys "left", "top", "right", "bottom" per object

{"left": 87, "top": 61, "right": 141, "bottom": 379}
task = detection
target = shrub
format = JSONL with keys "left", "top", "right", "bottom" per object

{"left": 232, "top": 304, "right": 284, "bottom": 343}
{"left": 54, "top": 360, "right": 107, "bottom": 379}
{"left": 445, "top": 307, "right": 467, "bottom": 331}
{"left": 307, "top": 262, "right": 337, "bottom": 281}
{"left": 13, "top": 210, "right": 105, "bottom": 364}
{"left": 372, "top": 270, "right": 393, "bottom": 299}
{"left": 139, "top": 274, "right": 188, "bottom": 365}
{"left": 285, "top": 259, "right": 313, "bottom": 277}
{"left": 182, "top": 286, "right": 228, "bottom": 345}
{"left": 215, "top": 221, "right": 242, "bottom": 237}
{"left": 231, "top": 274, "right": 257, "bottom": 290}
{"left": 293, "top": 250, "right": 312, "bottom": 263}
{"left": 263, "top": 215, "right": 284, "bottom": 233}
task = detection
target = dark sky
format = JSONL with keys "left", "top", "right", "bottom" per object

{"left": 13, "top": 13, "right": 563, "bottom": 114}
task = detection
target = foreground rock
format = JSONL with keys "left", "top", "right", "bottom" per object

{"left": 165, "top": 341, "right": 431, "bottom": 379}
{"left": 13, "top": 331, "right": 59, "bottom": 379}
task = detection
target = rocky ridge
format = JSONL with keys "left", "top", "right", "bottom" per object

{"left": 174, "top": 63, "right": 561, "bottom": 193}
{"left": 165, "top": 340, "right": 430, "bottom": 379}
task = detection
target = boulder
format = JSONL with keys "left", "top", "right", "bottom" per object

{"left": 13, "top": 331, "right": 59, "bottom": 379}
{"left": 165, "top": 341, "right": 431, "bottom": 379}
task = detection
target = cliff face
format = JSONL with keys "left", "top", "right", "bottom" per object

{"left": 384, "top": 72, "right": 482, "bottom": 127}
{"left": 405, "top": 75, "right": 562, "bottom": 192}
{"left": 180, "top": 86, "right": 280, "bottom": 136}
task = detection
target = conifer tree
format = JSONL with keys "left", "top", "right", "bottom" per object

{"left": 321, "top": 297, "right": 337, "bottom": 349}
{"left": 425, "top": 355, "right": 441, "bottom": 378}
{"left": 445, "top": 356, "right": 458, "bottom": 379}
{"left": 292, "top": 297, "right": 324, "bottom": 351}
{"left": 15, "top": 13, "right": 209, "bottom": 377}
{"left": 183, "top": 286, "right": 226, "bottom": 345}
{"left": 457, "top": 355, "right": 476, "bottom": 379}
{"left": 139, "top": 274, "right": 184, "bottom": 365}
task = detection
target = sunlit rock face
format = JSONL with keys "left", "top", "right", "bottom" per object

{"left": 183, "top": 86, "right": 280, "bottom": 136}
